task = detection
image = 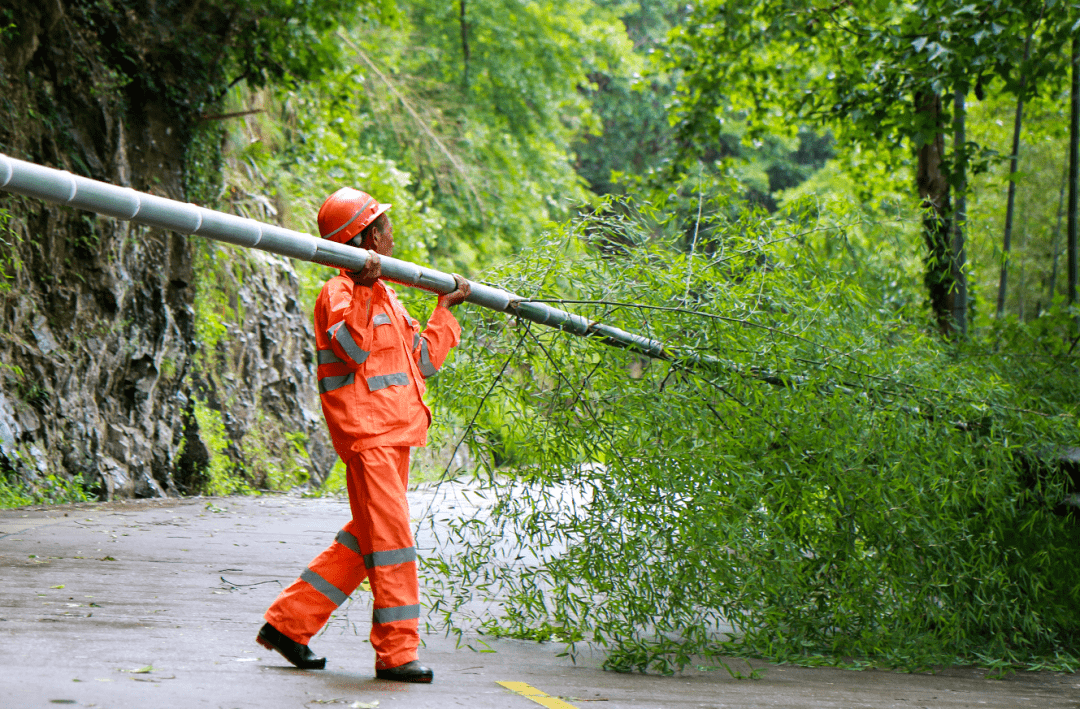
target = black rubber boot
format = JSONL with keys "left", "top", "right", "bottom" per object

{"left": 256, "top": 622, "right": 327, "bottom": 670}
{"left": 375, "top": 659, "right": 434, "bottom": 683}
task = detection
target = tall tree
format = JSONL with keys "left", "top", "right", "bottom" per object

{"left": 952, "top": 88, "right": 968, "bottom": 335}
{"left": 997, "top": 21, "right": 1039, "bottom": 318}
{"left": 1049, "top": 163, "right": 1067, "bottom": 301}
{"left": 914, "top": 89, "right": 957, "bottom": 332}
{"left": 666, "top": 0, "right": 1073, "bottom": 333}
{"left": 1070, "top": 34, "right": 1080, "bottom": 307}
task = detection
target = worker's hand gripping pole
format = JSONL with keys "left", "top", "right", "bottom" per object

{"left": 0, "top": 152, "right": 676, "bottom": 362}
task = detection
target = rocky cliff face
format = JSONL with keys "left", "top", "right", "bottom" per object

{"left": 0, "top": 1, "right": 333, "bottom": 501}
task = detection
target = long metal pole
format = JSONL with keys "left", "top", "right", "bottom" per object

{"left": 0, "top": 152, "right": 673, "bottom": 361}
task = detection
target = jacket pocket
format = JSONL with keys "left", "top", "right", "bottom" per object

{"left": 361, "top": 323, "right": 413, "bottom": 434}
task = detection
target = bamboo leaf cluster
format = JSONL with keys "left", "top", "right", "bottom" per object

{"left": 420, "top": 196, "right": 1080, "bottom": 672}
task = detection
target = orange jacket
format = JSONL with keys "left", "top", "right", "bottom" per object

{"left": 314, "top": 273, "right": 461, "bottom": 459}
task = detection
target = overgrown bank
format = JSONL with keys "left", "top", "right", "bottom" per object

{"left": 0, "top": 0, "right": 343, "bottom": 504}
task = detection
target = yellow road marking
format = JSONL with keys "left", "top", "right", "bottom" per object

{"left": 497, "top": 681, "right": 581, "bottom": 709}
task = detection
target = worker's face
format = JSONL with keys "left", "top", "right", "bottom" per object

{"left": 367, "top": 218, "right": 394, "bottom": 257}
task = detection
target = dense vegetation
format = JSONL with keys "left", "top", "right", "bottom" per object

{"left": 2, "top": 0, "right": 1078, "bottom": 674}
{"left": 423, "top": 198, "right": 1079, "bottom": 673}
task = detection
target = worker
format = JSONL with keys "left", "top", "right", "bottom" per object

{"left": 256, "top": 187, "right": 470, "bottom": 683}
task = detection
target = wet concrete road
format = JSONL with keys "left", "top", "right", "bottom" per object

{"left": 1, "top": 494, "right": 1077, "bottom": 709}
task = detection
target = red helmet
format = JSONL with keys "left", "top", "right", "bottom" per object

{"left": 317, "top": 187, "right": 392, "bottom": 244}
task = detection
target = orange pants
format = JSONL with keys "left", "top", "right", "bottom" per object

{"left": 264, "top": 446, "right": 419, "bottom": 669}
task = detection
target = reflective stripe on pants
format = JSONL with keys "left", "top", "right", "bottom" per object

{"left": 263, "top": 446, "right": 420, "bottom": 669}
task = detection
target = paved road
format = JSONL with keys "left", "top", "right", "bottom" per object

{"left": 1, "top": 494, "right": 1076, "bottom": 708}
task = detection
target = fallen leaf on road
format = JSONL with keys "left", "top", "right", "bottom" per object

{"left": 50, "top": 585, "right": 65, "bottom": 589}
{"left": 121, "top": 665, "right": 153, "bottom": 674}
{"left": 99, "top": 556, "right": 116, "bottom": 561}
{"left": 350, "top": 702, "right": 379, "bottom": 709}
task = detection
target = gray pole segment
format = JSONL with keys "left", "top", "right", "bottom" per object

{"left": 0, "top": 152, "right": 676, "bottom": 362}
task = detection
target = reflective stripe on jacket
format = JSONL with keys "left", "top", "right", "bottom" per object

{"left": 314, "top": 274, "right": 461, "bottom": 458}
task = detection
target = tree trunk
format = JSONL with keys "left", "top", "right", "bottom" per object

{"left": 1018, "top": 208, "right": 1029, "bottom": 320}
{"left": 997, "top": 69, "right": 1031, "bottom": 317}
{"left": 1049, "top": 162, "right": 1067, "bottom": 303}
{"left": 915, "top": 91, "right": 955, "bottom": 334}
{"left": 997, "top": 21, "right": 1038, "bottom": 318}
{"left": 1069, "top": 34, "right": 1079, "bottom": 307}
{"left": 952, "top": 88, "right": 968, "bottom": 336}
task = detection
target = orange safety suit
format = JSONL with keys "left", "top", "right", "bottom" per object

{"left": 265, "top": 272, "right": 461, "bottom": 669}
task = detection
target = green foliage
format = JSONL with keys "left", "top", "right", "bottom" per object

{"left": 214, "top": 0, "right": 637, "bottom": 290}
{"left": 0, "top": 6, "right": 14, "bottom": 41}
{"left": 306, "top": 457, "right": 349, "bottom": 497}
{"left": 408, "top": 0, "right": 625, "bottom": 146}
{"left": 482, "top": 618, "right": 584, "bottom": 644}
{"left": 2, "top": 360, "right": 50, "bottom": 410}
{"left": 576, "top": 71, "right": 674, "bottom": 196}
{"left": 422, "top": 196, "right": 1079, "bottom": 673}
{"left": 33, "top": 474, "right": 93, "bottom": 505}
{"left": 665, "top": 0, "right": 1074, "bottom": 149}
{"left": 191, "top": 399, "right": 252, "bottom": 497}
{"left": 572, "top": 0, "right": 686, "bottom": 195}
{"left": 71, "top": 0, "right": 396, "bottom": 120}
{"left": 242, "top": 427, "right": 311, "bottom": 491}
{"left": 188, "top": 236, "right": 316, "bottom": 495}
{"left": 183, "top": 398, "right": 315, "bottom": 496}
{"left": 0, "top": 469, "right": 92, "bottom": 509}
{"left": 184, "top": 122, "right": 226, "bottom": 207}
{"left": 660, "top": 0, "right": 1080, "bottom": 326}
{"left": 0, "top": 473, "right": 29, "bottom": 508}
{"left": 0, "top": 205, "right": 21, "bottom": 293}
{"left": 964, "top": 89, "right": 1074, "bottom": 322}
{"left": 192, "top": 241, "right": 234, "bottom": 357}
